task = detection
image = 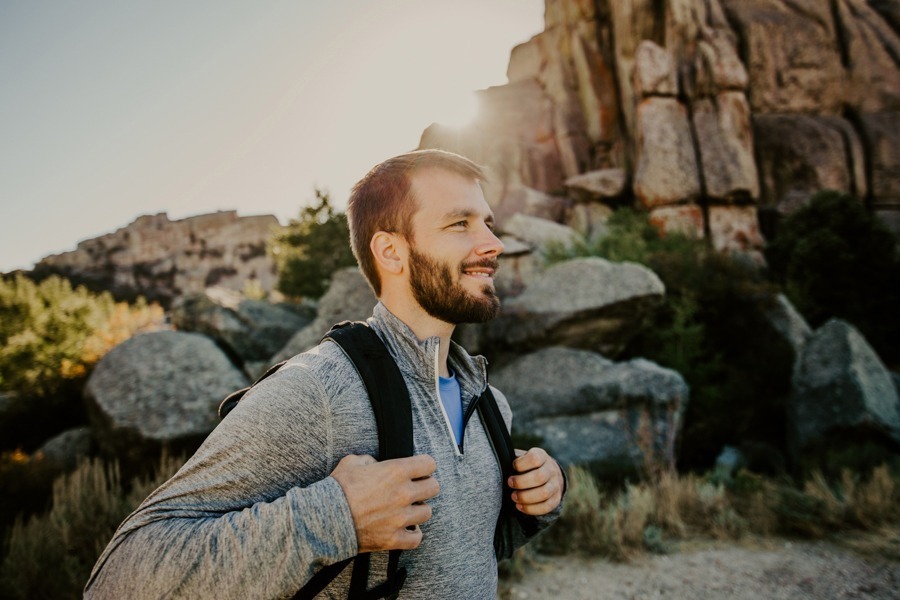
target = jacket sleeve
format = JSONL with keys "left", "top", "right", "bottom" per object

{"left": 84, "top": 360, "right": 359, "bottom": 600}
{"left": 488, "top": 386, "right": 566, "bottom": 560}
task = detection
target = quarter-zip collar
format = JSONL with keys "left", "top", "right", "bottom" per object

{"left": 367, "top": 302, "right": 489, "bottom": 403}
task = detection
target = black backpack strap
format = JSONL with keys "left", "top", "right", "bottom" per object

{"left": 313, "top": 321, "right": 412, "bottom": 600}
{"left": 218, "top": 360, "right": 288, "bottom": 419}
{"left": 477, "top": 386, "right": 541, "bottom": 556}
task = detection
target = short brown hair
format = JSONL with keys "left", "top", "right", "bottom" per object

{"left": 347, "top": 149, "right": 486, "bottom": 296}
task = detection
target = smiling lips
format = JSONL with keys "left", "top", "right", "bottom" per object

{"left": 461, "top": 259, "right": 499, "bottom": 279}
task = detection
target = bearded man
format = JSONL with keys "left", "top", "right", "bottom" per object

{"left": 85, "top": 149, "right": 565, "bottom": 599}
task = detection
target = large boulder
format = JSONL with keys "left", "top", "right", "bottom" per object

{"left": 789, "top": 319, "right": 900, "bottom": 457}
{"left": 170, "top": 287, "right": 311, "bottom": 370}
{"left": 493, "top": 347, "right": 688, "bottom": 478}
{"left": 271, "top": 268, "right": 377, "bottom": 363}
{"left": 485, "top": 257, "right": 665, "bottom": 357}
{"left": 85, "top": 331, "right": 249, "bottom": 466}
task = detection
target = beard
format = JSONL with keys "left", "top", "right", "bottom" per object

{"left": 407, "top": 246, "right": 500, "bottom": 324}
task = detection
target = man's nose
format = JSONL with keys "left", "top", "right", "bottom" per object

{"left": 475, "top": 225, "right": 504, "bottom": 257}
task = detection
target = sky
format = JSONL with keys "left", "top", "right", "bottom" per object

{"left": 0, "top": 0, "right": 545, "bottom": 273}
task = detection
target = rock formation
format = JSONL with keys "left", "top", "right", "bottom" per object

{"left": 34, "top": 211, "right": 279, "bottom": 307}
{"left": 170, "top": 287, "right": 312, "bottom": 377}
{"left": 270, "top": 268, "right": 378, "bottom": 364}
{"left": 84, "top": 331, "right": 249, "bottom": 466}
{"left": 492, "top": 347, "right": 688, "bottom": 475}
{"left": 789, "top": 319, "right": 900, "bottom": 458}
{"left": 419, "top": 0, "right": 900, "bottom": 247}
{"left": 485, "top": 257, "right": 665, "bottom": 357}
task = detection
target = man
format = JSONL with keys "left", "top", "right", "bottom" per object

{"left": 85, "top": 149, "right": 565, "bottom": 599}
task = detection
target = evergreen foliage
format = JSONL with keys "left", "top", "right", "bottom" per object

{"left": 0, "top": 275, "right": 163, "bottom": 399}
{"left": 765, "top": 190, "right": 900, "bottom": 366}
{"left": 545, "top": 209, "right": 789, "bottom": 470}
{"left": 270, "top": 190, "right": 357, "bottom": 299}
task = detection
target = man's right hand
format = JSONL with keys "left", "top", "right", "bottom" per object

{"left": 331, "top": 454, "right": 439, "bottom": 553}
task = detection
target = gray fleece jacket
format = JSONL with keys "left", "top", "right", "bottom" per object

{"left": 85, "top": 303, "right": 560, "bottom": 599}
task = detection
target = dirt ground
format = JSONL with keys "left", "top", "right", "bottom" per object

{"left": 502, "top": 538, "right": 900, "bottom": 599}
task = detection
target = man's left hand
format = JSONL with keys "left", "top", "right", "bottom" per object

{"left": 508, "top": 448, "right": 564, "bottom": 516}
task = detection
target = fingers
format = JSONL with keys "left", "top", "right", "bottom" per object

{"left": 508, "top": 447, "right": 564, "bottom": 516}
{"left": 512, "top": 447, "right": 548, "bottom": 473}
{"left": 331, "top": 453, "right": 440, "bottom": 553}
{"left": 383, "top": 454, "right": 437, "bottom": 479}
{"left": 514, "top": 496, "right": 560, "bottom": 516}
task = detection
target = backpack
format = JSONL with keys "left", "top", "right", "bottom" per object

{"left": 218, "top": 321, "right": 538, "bottom": 600}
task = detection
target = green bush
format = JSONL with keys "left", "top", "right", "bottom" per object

{"left": 0, "top": 275, "right": 163, "bottom": 400}
{"left": 0, "top": 275, "right": 114, "bottom": 398}
{"left": 546, "top": 209, "right": 790, "bottom": 470}
{"left": 270, "top": 189, "right": 357, "bottom": 299}
{"left": 765, "top": 190, "right": 900, "bottom": 366}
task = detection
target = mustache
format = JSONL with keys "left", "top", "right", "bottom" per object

{"left": 460, "top": 258, "right": 499, "bottom": 272}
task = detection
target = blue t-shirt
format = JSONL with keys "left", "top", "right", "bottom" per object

{"left": 438, "top": 370, "right": 463, "bottom": 445}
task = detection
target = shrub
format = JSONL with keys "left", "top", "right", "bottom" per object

{"left": 0, "top": 455, "right": 183, "bottom": 600}
{"left": 270, "top": 189, "right": 357, "bottom": 299}
{"left": 529, "top": 464, "right": 899, "bottom": 565}
{"left": 765, "top": 190, "right": 900, "bottom": 367}
{"left": 0, "top": 275, "right": 163, "bottom": 398}
{"left": 545, "top": 208, "right": 790, "bottom": 470}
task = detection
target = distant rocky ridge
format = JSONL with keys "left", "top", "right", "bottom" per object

{"left": 420, "top": 0, "right": 900, "bottom": 247}
{"left": 32, "top": 210, "right": 279, "bottom": 307}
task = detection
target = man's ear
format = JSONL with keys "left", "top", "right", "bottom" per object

{"left": 370, "top": 231, "right": 405, "bottom": 276}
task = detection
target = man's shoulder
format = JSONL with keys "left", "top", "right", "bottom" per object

{"left": 238, "top": 339, "right": 362, "bottom": 412}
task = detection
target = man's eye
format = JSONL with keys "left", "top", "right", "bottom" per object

{"left": 451, "top": 221, "right": 467, "bottom": 228}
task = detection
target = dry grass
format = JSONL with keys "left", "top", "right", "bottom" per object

{"left": 531, "top": 463, "right": 899, "bottom": 566}
{"left": 0, "top": 454, "right": 182, "bottom": 600}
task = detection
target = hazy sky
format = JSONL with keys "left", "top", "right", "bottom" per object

{"left": 0, "top": 0, "right": 544, "bottom": 272}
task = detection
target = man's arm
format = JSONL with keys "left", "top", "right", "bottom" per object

{"left": 84, "top": 362, "right": 356, "bottom": 599}
{"left": 85, "top": 358, "right": 438, "bottom": 599}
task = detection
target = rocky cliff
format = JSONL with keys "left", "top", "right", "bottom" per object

{"left": 420, "top": 0, "right": 900, "bottom": 248}
{"left": 33, "top": 211, "right": 278, "bottom": 307}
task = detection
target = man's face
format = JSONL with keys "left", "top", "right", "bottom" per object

{"left": 404, "top": 168, "right": 504, "bottom": 324}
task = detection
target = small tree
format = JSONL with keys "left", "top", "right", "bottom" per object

{"left": 765, "top": 190, "right": 900, "bottom": 366}
{"left": 270, "top": 189, "right": 357, "bottom": 299}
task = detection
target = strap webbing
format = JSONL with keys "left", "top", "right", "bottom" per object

{"left": 477, "top": 387, "right": 541, "bottom": 554}
{"left": 324, "top": 322, "right": 413, "bottom": 600}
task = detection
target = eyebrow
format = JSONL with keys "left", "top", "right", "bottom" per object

{"left": 441, "top": 209, "right": 495, "bottom": 225}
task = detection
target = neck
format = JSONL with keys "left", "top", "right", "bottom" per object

{"left": 379, "top": 289, "right": 454, "bottom": 377}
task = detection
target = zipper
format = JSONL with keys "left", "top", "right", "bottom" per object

{"left": 458, "top": 393, "right": 483, "bottom": 453}
{"left": 433, "top": 344, "right": 462, "bottom": 457}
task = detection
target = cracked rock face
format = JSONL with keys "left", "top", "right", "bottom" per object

{"left": 34, "top": 211, "right": 279, "bottom": 307}
{"left": 420, "top": 0, "right": 900, "bottom": 245}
